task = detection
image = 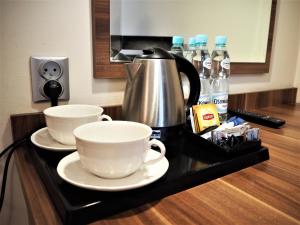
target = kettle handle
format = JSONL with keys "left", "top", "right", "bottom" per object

{"left": 172, "top": 54, "right": 200, "bottom": 108}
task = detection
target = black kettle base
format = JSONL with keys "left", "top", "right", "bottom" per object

{"left": 151, "top": 125, "right": 184, "bottom": 141}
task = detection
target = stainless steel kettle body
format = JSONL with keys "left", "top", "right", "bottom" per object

{"left": 122, "top": 48, "right": 200, "bottom": 140}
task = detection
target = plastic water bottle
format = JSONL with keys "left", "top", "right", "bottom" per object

{"left": 170, "top": 36, "right": 184, "bottom": 56}
{"left": 193, "top": 34, "right": 211, "bottom": 104}
{"left": 183, "top": 37, "right": 196, "bottom": 63}
{"left": 170, "top": 36, "right": 189, "bottom": 100}
{"left": 210, "top": 35, "right": 230, "bottom": 122}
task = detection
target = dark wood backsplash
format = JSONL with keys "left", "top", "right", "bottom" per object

{"left": 104, "top": 88, "right": 297, "bottom": 118}
{"left": 228, "top": 88, "right": 297, "bottom": 110}
{"left": 11, "top": 88, "right": 297, "bottom": 141}
{"left": 11, "top": 112, "right": 46, "bottom": 141}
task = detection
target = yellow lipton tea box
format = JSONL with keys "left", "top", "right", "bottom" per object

{"left": 192, "top": 104, "right": 220, "bottom": 132}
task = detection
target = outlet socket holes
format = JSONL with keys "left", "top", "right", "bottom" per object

{"left": 40, "top": 61, "right": 63, "bottom": 80}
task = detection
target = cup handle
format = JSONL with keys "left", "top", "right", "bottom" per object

{"left": 97, "top": 114, "right": 112, "bottom": 121}
{"left": 144, "top": 139, "right": 166, "bottom": 166}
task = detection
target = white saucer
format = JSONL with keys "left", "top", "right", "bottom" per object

{"left": 57, "top": 150, "right": 169, "bottom": 191}
{"left": 31, "top": 127, "right": 76, "bottom": 151}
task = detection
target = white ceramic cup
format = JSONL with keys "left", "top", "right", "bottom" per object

{"left": 73, "top": 121, "right": 166, "bottom": 179}
{"left": 43, "top": 104, "right": 112, "bottom": 146}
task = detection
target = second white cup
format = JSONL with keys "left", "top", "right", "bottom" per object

{"left": 44, "top": 104, "right": 112, "bottom": 145}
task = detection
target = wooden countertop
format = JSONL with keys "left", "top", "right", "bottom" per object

{"left": 12, "top": 105, "right": 300, "bottom": 225}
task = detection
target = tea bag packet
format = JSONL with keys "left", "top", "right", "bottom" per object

{"left": 192, "top": 104, "right": 220, "bottom": 133}
{"left": 190, "top": 105, "right": 261, "bottom": 148}
{"left": 211, "top": 124, "right": 248, "bottom": 143}
{"left": 200, "top": 115, "right": 245, "bottom": 139}
{"left": 211, "top": 124, "right": 260, "bottom": 144}
{"left": 245, "top": 128, "right": 260, "bottom": 141}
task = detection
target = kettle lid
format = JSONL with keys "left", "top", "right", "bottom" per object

{"left": 135, "top": 47, "right": 174, "bottom": 60}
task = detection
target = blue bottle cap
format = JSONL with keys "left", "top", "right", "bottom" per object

{"left": 172, "top": 36, "right": 184, "bottom": 45}
{"left": 195, "top": 34, "right": 208, "bottom": 45}
{"left": 215, "top": 35, "right": 227, "bottom": 45}
{"left": 188, "top": 37, "right": 196, "bottom": 46}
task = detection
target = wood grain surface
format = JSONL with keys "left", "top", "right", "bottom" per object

{"left": 11, "top": 104, "right": 300, "bottom": 225}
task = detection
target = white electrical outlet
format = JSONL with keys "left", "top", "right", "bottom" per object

{"left": 30, "top": 56, "right": 70, "bottom": 102}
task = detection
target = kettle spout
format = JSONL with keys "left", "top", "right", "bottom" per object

{"left": 124, "top": 63, "right": 144, "bottom": 82}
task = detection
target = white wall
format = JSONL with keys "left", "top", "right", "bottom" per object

{"left": 0, "top": 0, "right": 4, "bottom": 149}
{"left": 0, "top": 1, "right": 299, "bottom": 225}
{"left": 0, "top": 2, "right": 29, "bottom": 225}
{"left": 230, "top": 0, "right": 300, "bottom": 94}
{"left": 116, "top": 0, "right": 271, "bottom": 62}
{"left": 0, "top": 0, "right": 125, "bottom": 149}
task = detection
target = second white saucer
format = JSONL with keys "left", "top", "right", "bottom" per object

{"left": 57, "top": 150, "right": 169, "bottom": 191}
{"left": 31, "top": 127, "right": 76, "bottom": 151}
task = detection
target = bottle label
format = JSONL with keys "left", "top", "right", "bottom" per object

{"left": 198, "top": 95, "right": 210, "bottom": 105}
{"left": 184, "top": 51, "right": 194, "bottom": 63}
{"left": 221, "top": 58, "right": 230, "bottom": 70}
{"left": 203, "top": 58, "right": 211, "bottom": 70}
{"left": 211, "top": 93, "right": 228, "bottom": 114}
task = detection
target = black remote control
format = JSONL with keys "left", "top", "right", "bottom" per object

{"left": 228, "top": 109, "right": 286, "bottom": 128}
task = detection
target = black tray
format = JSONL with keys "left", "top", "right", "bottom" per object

{"left": 30, "top": 130, "right": 269, "bottom": 225}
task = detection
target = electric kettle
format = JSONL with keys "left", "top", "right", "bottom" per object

{"left": 122, "top": 47, "right": 200, "bottom": 140}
